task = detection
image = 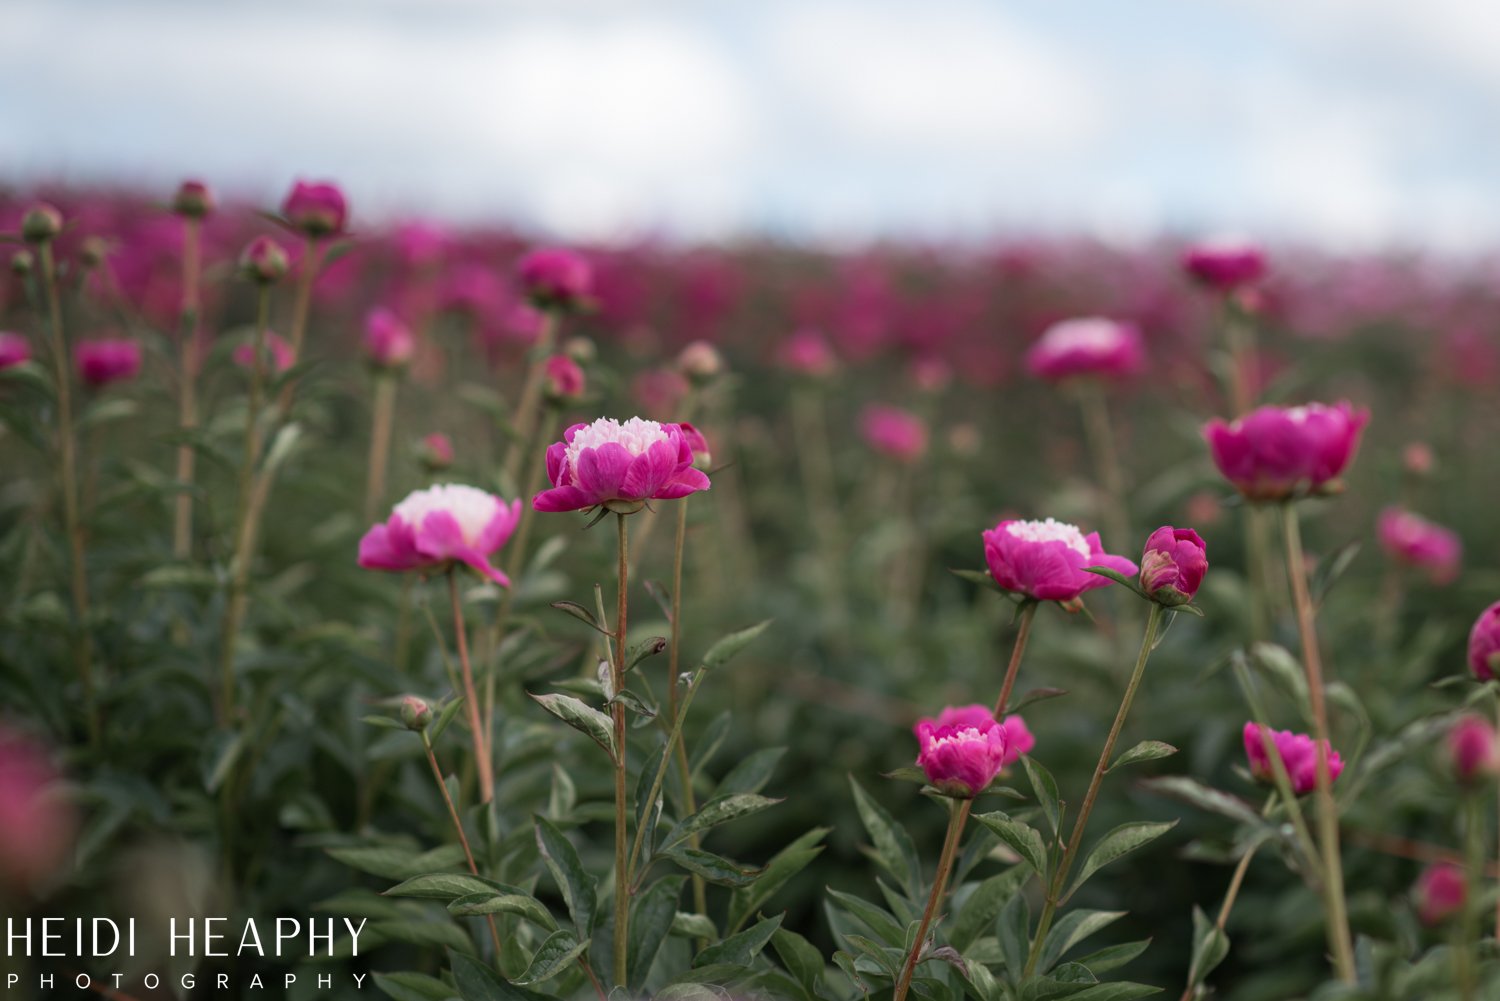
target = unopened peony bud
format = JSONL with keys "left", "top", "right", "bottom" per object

{"left": 1449, "top": 715, "right": 1500, "bottom": 784}
{"left": 860, "top": 404, "right": 927, "bottom": 464}
{"left": 679, "top": 422, "right": 712, "bottom": 470}
{"left": 21, "top": 203, "right": 63, "bottom": 244}
{"left": 281, "top": 180, "right": 348, "bottom": 238}
{"left": 399, "top": 695, "right": 433, "bottom": 732}
{"left": 10, "top": 250, "right": 33, "bottom": 276}
{"left": 1468, "top": 601, "right": 1500, "bottom": 682}
{"left": 171, "top": 180, "right": 215, "bottom": 219}
{"left": 1139, "top": 526, "right": 1207, "bottom": 606}
{"left": 420, "top": 433, "right": 454, "bottom": 472}
{"left": 363, "top": 308, "right": 416, "bottom": 371}
{"left": 516, "top": 247, "right": 592, "bottom": 312}
{"left": 1415, "top": 863, "right": 1466, "bottom": 926}
{"left": 563, "top": 336, "right": 597, "bottom": 364}
{"left": 677, "top": 340, "right": 723, "bottom": 384}
{"left": 544, "top": 355, "right": 585, "bottom": 403}
{"left": 1403, "top": 442, "right": 1435, "bottom": 478}
{"left": 240, "top": 236, "right": 290, "bottom": 285}
{"left": 79, "top": 236, "right": 109, "bottom": 269}
{"left": 75, "top": 339, "right": 143, "bottom": 388}
{"left": 0, "top": 333, "right": 31, "bottom": 371}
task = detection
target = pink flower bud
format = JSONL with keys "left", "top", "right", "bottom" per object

{"left": 532, "top": 417, "right": 711, "bottom": 515}
{"left": 860, "top": 405, "right": 928, "bottom": 464}
{"left": 677, "top": 340, "right": 724, "bottom": 383}
{"left": 240, "top": 236, "right": 290, "bottom": 285}
{"left": 21, "top": 202, "right": 63, "bottom": 244}
{"left": 363, "top": 308, "right": 416, "bottom": 371}
{"left": 516, "top": 247, "right": 593, "bottom": 311}
{"left": 1243, "top": 722, "right": 1343, "bottom": 795}
{"left": 0, "top": 332, "right": 31, "bottom": 371}
{"left": 1182, "top": 239, "right": 1267, "bottom": 292}
{"left": 678, "top": 421, "right": 712, "bottom": 470}
{"left": 1203, "top": 401, "right": 1369, "bottom": 501}
{"left": 359, "top": 484, "right": 522, "bottom": 584}
{"left": 281, "top": 180, "right": 348, "bottom": 238}
{"left": 1468, "top": 601, "right": 1500, "bottom": 681}
{"left": 233, "top": 332, "right": 295, "bottom": 375}
{"left": 543, "top": 354, "right": 586, "bottom": 402}
{"left": 171, "top": 179, "right": 215, "bottom": 219}
{"left": 1025, "top": 317, "right": 1144, "bottom": 382}
{"left": 400, "top": 695, "right": 433, "bottom": 731}
{"left": 983, "top": 518, "right": 1138, "bottom": 604}
{"left": 1448, "top": 715, "right": 1500, "bottom": 784}
{"left": 913, "top": 705, "right": 1031, "bottom": 798}
{"left": 1377, "top": 507, "right": 1461, "bottom": 585}
{"left": 777, "top": 328, "right": 837, "bottom": 378}
{"left": 420, "top": 432, "right": 454, "bottom": 472}
{"left": 75, "top": 338, "right": 142, "bottom": 388}
{"left": 0, "top": 728, "right": 76, "bottom": 893}
{"left": 1140, "top": 526, "right": 1208, "bottom": 606}
{"left": 1415, "top": 862, "right": 1467, "bottom": 926}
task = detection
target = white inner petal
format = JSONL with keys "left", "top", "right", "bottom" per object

{"left": 393, "top": 483, "right": 497, "bottom": 545}
{"left": 564, "top": 417, "right": 670, "bottom": 475}
{"left": 928, "top": 726, "right": 987, "bottom": 750}
{"left": 1005, "top": 517, "right": 1090, "bottom": 557}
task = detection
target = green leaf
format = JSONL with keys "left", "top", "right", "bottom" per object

{"left": 714, "top": 747, "right": 787, "bottom": 797}
{"left": 429, "top": 697, "right": 466, "bottom": 743}
{"left": 1010, "top": 687, "right": 1068, "bottom": 713}
{"left": 449, "top": 949, "right": 548, "bottom": 1001}
{"left": 1109, "top": 741, "right": 1178, "bottom": 772}
{"left": 626, "top": 635, "right": 669, "bottom": 671}
{"left": 1081, "top": 565, "right": 1148, "bottom": 599}
{"left": 1141, "top": 776, "right": 1265, "bottom": 827}
{"left": 326, "top": 844, "right": 466, "bottom": 881}
{"left": 973, "top": 812, "right": 1048, "bottom": 879}
{"left": 447, "top": 892, "right": 559, "bottom": 931}
{"left": 1310, "top": 539, "right": 1362, "bottom": 604}
{"left": 727, "top": 827, "right": 829, "bottom": 934}
{"left": 534, "top": 815, "right": 598, "bottom": 937}
{"left": 1023, "top": 757, "right": 1061, "bottom": 836}
{"left": 948, "top": 567, "right": 1005, "bottom": 593}
{"left": 702, "top": 618, "right": 773, "bottom": 669}
{"left": 1249, "top": 643, "right": 1311, "bottom": 721}
{"left": 361, "top": 714, "right": 405, "bottom": 730}
{"left": 628, "top": 876, "right": 684, "bottom": 990}
{"left": 372, "top": 970, "right": 455, "bottom": 1001}
{"left": 662, "top": 793, "right": 783, "bottom": 850}
{"left": 386, "top": 872, "right": 506, "bottom": 899}
{"left": 826, "top": 889, "right": 906, "bottom": 948}
{"left": 849, "top": 777, "right": 922, "bottom": 898}
{"left": 550, "top": 600, "right": 607, "bottom": 634}
{"left": 1185, "top": 905, "right": 1230, "bottom": 991}
{"left": 771, "top": 927, "right": 825, "bottom": 995}
{"left": 671, "top": 912, "right": 718, "bottom": 940}
{"left": 1063, "top": 983, "right": 1162, "bottom": 1000}
{"left": 997, "top": 893, "right": 1030, "bottom": 976}
{"left": 694, "top": 913, "right": 784, "bottom": 968}
{"left": 1038, "top": 910, "right": 1126, "bottom": 973}
{"left": 1069, "top": 821, "right": 1178, "bottom": 896}
{"left": 635, "top": 741, "right": 668, "bottom": 864}
{"left": 663, "top": 847, "right": 764, "bottom": 887}
{"left": 949, "top": 867, "right": 1030, "bottom": 952}
{"left": 515, "top": 930, "right": 588, "bottom": 985}
{"left": 1073, "top": 938, "right": 1151, "bottom": 975}
{"left": 529, "top": 692, "right": 616, "bottom": 760}
{"left": 262, "top": 421, "right": 303, "bottom": 475}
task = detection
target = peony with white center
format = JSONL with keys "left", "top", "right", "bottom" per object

{"left": 1039, "top": 318, "right": 1129, "bottom": 354}
{"left": 393, "top": 484, "right": 499, "bottom": 544}
{"left": 1005, "top": 517, "right": 1091, "bottom": 557}
{"left": 926, "top": 726, "right": 992, "bottom": 751}
{"left": 565, "top": 417, "right": 671, "bottom": 476}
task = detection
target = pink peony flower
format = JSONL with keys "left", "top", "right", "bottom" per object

{"left": 532, "top": 417, "right": 711, "bottom": 514}
{"left": 1203, "top": 401, "right": 1369, "bottom": 501}
{"left": 1415, "top": 862, "right": 1467, "bottom": 926}
{"left": 1468, "top": 601, "right": 1500, "bottom": 681}
{"left": 860, "top": 404, "right": 928, "bottom": 464}
{"left": 420, "top": 432, "right": 454, "bottom": 472}
{"left": 777, "top": 328, "right": 838, "bottom": 378}
{"left": 982, "top": 518, "right": 1139, "bottom": 603}
{"left": 1182, "top": 239, "right": 1267, "bottom": 291}
{"left": 281, "top": 180, "right": 348, "bottom": 237}
{"left": 516, "top": 247, "right": 593, "bottom": 311}
{"left": 1449, "top": 715, "right": 1500, "bottom": 784}
{"left": 1140, "top": 526, "right": 1208, "bottom": 606}
{"left": 1025, "top": 317, "right": 1144, "bottom": 382}
{"left": 1243, "top": 722, "right": 1343, "bottom": 795}
{"left": 358, "top": 483, "right": 521, "bottom": 585}
{"left": 75, "top": 339, "right": 142, "bottom": 388}
{"left": 913, "top": 705, "right": 1029, "bottom": 798}
{"left": 0, "top": 332, "right": 30, "bottom": 371}
{"left": 363, "top": 307, "right": 416, "bottom": 371}
{"left": 544, "top": 354, "right": 586, "bottom": 401}
{"left": 240, "top": 235, "right": 290, "bottom": 285}
{"left": 233, "top": 332, "right": 295, "bottom": 374}
{"left": 1377, "top": 507, "right": 1461, "bottom": 585}
{"left": 0, "top": 728, "right": 76, "bottom": 892}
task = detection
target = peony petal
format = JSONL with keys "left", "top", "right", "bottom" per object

{"left": 532, "top": 485, "right": 595, "bottom": 513}
{"left": 576, "top": 442, "right": 632, "bottom": 501}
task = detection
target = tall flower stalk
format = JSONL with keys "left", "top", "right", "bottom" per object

{"left": 892, "top": 798, "right": 972, "bottom": 1001}
{"left": 610, "top": 512, "right": 631, "bottom": 986}
{"left": 172, "top": 205, "right": 205, "bottom": 564}
{"left": 363, "top": 374, "right": 398, "bottom": 524}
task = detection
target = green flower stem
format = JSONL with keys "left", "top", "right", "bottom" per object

{"left": 420, "top": 730, "right": 504, "bottom": 961}
{"left": 1077, "top": 380, "right": 1129, "bottom": 553}
{"left": 172, "top": 216, "right": 203, "bottom": 565}
{"left": 668, "top": 496, "right": 709, "bottom": 935}
{"left": 893, "top": 797, "right": 972, "bottom": 1001}
{"left": 1460, "top": 791, "right": 1482, "bottom": 1001}
{"left": 790, "top": 383, "right": 846, "bottom": 629}
{"left": 1179, "top": 795, "right": 1275, "bottom": 1001}
{"left": 1280, "top": 503, "right": 1356, "bottom": 984}
{"left": 992, "top": 601, "right": 1038, "bottom": 718}
{"left": 273, "top": 237, "right": 323, "bottom": 416}
{"left": 448, "top": 571, "right": 493, "bottom": 803}
{"left": 612, "top": 512, "right": 631, "bottom": 989}
{"left": 501, "top": 310, "right": 558, "bottom": 483}
{"left": 362, "top": 374, "right": 398, "bottom": 525}
{"left": 627, "top": 662, "right": 708, "bottom": 889}
{"left": 38, "top": 240, "right": 96, "bottom": 743}
{"left": 1024, "top": 602, "right": 1163, "bottom": 978}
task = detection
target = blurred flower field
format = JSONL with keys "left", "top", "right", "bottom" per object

{"left": 2, "top": 181, "right": 1500, "bottom": 1000}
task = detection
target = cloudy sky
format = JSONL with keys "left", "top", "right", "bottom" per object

{"left": 3, "top": 0, "right": 1498, "bottom": 248}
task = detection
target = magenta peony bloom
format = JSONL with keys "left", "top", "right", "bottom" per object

{"left": 777, "top": 328, "right": 838, "bottom": 378}
{"left": 281, "top": 180, "right": 348, "bottom": 237}
{"left": 75, "top": 339, "right": 142, "bottom": 388}
{"left": 1182, "top": 239, "right": 1267, "bottom": 291}
{"left": 363, "top": 308, "right": 416, "bottom": 371}
{"left": 233, "top": 331, "right": 295, "bottom": 374}
{"left": 532, "top": 417, "right": 711, "bottom": 515}
{"left": 913, "top": 704, "right": 1029, "bottom": 798}
{"left": 1449, "top": 715, "right": 1500, "bottom": 784}
{"left": 420, "top": 432, "right": 454, "bottom": 472}
{"left": 1140, "top": 526, "right": 1208, "bottom": 606}
{"left": 0, "top": 332, "right": 31, "bottom": 371}
{"left": 358, "top": 483, "right": 521, "bottom": 585}
{"left": 517, "top": 247, "right": 593, "bottom": 311}
{"left": 1025, "top": 317, "right": 1144, "bottom": 382}
{"left": 982, "top": 518, "right": 1139, "bottom": 603}
{"left": 0, "top": 728, "right": 76, "bottom": 892}
{"left": 1415, "top": 862, "right": 1467, "bottom": 926}
{"left": 240, "top": 235, "right": 290, "bottom": 285}
{"left": 1243, "top": 722, "right": 1343, "bottom": 795}
{"left": 1377, "top": 507, "right": 1461, "bottom": 585}
{"left": 1203, "top": 401, "right": 1369, "bottom": 501}
{"left": 860, "top": 404, "right": 928, "bottom": 464}
{"left": 543, "top": 354, "right": 586, "bottom": 401}
{"left": 1468, "top": 601, "right": 1500, "bottom": 681}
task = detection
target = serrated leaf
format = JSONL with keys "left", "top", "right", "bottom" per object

{"left": 1068, "top": 821, "right": 1178, "bottom": 896}
{"left": 535, "top": 816, "right": 598, "bottom": 937}
{"left": 529, "top": 692, "right": 616, "bottom": 760}
{"left": 662, "top": 793, "right": 782, "bottom": 850}
{"left": 849, "top": 778, "right": 922, "bottom": 898}
{"left": 1109, "top": 740, "right": 1178, "bottom": 772}
{"left": 702, "top": 619, "right": 773, "bottom": 669}
{"left": 974, "top": 812, "right": 1048, "bottom": 879}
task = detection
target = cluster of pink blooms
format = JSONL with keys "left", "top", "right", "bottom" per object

{"left": 914, "top": 705, "right": 1034, "bottom": 798}
{"left": 1242, "top": 722, "right": 1344, "bottom": 795}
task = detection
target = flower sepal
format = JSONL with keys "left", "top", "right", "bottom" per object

{"left": 603, "top": 498, "right": 648, "bottom": 516}
{"left": 1083, "top": 565, "right": 1205, "bottom": 616}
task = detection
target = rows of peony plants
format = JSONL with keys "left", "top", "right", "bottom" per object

{"left": 1, "top": 180, "right": 1499, "bottom": 1000}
